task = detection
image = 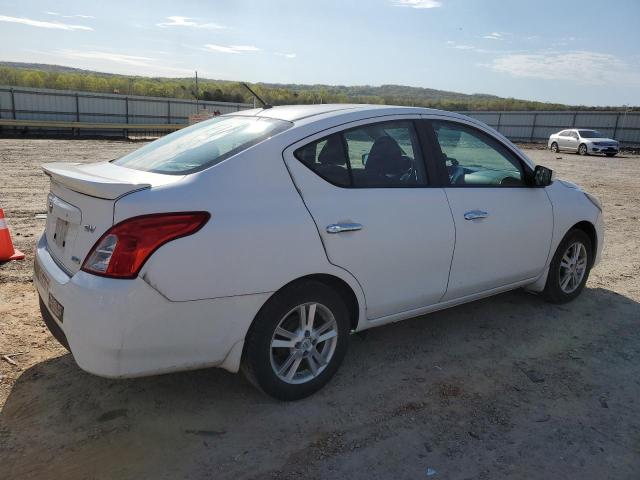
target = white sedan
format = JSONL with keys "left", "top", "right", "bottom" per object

{"left": 35, "top": 104, "right": 604, "bottom": 400}
{"left": 548, "top": 129, "right": 619, "bottom": 156}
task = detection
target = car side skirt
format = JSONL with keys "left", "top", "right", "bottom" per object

{"left": 362, "top": 275, "right": 541, "bottom": 330}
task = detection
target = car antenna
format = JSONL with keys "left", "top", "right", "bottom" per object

{"left": 241, "top": 82, "right": 272, "bottom": 109}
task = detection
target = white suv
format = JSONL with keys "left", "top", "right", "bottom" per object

{"left": 35, "top": 105, "right": 604, "bottom": 400}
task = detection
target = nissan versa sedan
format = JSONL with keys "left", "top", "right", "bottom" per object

{"left": 34, "top": 104, "right": 604, "bottom": 400}
{"left": 548, "top": 129, "right": 619, "bottom": 156}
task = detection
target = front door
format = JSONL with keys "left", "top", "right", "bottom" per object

{"left": 566, "top": 131, "right": 580, "bottom": 151}
{"left": 283, "top": 118, "right": 455, "bottom": 319}
{"left": 428, "top": 119, "right": 553, "bottom": 300}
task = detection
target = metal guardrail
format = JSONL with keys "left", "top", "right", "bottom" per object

{"left": 1, "top": 86, "right": 638, "bottom": 144}
{"left": 0, "top": 119, "right": 184, "bottom": 130}
{"left": 0, "top": 85, "right": 252, "bottom": 137}
{"left": 458, "top": 110, "right": 640, "bottom": 146}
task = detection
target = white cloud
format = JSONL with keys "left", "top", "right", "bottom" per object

{"left": 203, "top": 44, "right": 260, "bottom": 54}
{"left": 275, "top": 52, "right": 297, "bottom": 59}
{"left": 445, "top": 41, "right": 495, "bottom": 54}
{"left": 157, "top": 16, "right": 226, "bottom": 30}
{"left": 489, "top": 51, "right": 640, "bottom": 85}
{"left": 45, "top": 12, "right": 95, "bottom": 19}
{"left": 0, "top": 14, "right": 92, "bottom": 31}
{"left": 54, "top": 49, "right": 194, "bottom": 76}
{"left": 57, "top": 49, "right": 155, "bottom": 67}
{"left": 390, "top": 0, "right": 442, "bottom": 8}
{"left": 483, "top": 32, "right": 503, "bottom": 40}
{"left": 453, "top": 44, "right": 478, "bottom": 51}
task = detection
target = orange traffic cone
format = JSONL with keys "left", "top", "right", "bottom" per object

{"left": 0, "top": 208, "right": 25, "bottom": 261}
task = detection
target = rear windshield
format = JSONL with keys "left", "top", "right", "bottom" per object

{"left": 578, "top": 130, "right": 603, "bottom": 138}
{"left": 112, "top": 115, "right": 291, "bottom": 174}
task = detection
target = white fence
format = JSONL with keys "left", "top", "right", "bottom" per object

{"left": 1, "top": 85, "right": 638, "bottom": 145}
{"left": 460, "top": 110, "right": 640, "bottom": 146}
{"left": 0, "top": 85, "right": 252, "bottom": 136}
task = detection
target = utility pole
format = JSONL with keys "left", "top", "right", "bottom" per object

{"left": 620, "top": 105, "right": 629, "bottom": 146}
{"left": 195, "top": 71, "right": 199, "bottom": 111}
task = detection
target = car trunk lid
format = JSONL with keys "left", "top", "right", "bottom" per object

{"left": 42, "top": 161, "right": 184, "bottom": 274}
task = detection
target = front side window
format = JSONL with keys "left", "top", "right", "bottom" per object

{"left": 294, "top": 120, "right": 427, "bottom": 188}
{"left": 113, "top": 115, "right": 292, "bottom": 174}
{"left": 344, "top": 121, "right": 426, "bottom": 187}
{"left": 578, "top": 130, "right": 603, "bottom": 138}
{"left": 432, "top": 121, "right": 524, "bottom": 187}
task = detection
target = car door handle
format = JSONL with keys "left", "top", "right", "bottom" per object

{"left": 464, "top": 210, "right": 489, "bottom": 221}
{"left": 326, "top": 223, "right": 363, "bottom": 234}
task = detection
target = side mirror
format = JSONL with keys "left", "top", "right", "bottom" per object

{"left": 533, "top": 165, "right": 553, "bottom": 187}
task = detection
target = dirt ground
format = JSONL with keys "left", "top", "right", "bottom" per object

{"left": 1, "top": 139, "right": 639, "bottom": 480}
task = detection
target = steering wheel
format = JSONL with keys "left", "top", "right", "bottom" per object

{"left": 399, "top": 157, "right": 419, "bottom": 185}
{"left": 445, "top": 156, "right": 465, "bottom": 185}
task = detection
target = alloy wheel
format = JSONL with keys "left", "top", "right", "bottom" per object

{"left": 559, "top": 242, "right": 588, "bottom": 294}
{"left": 269, "top": 302, "right": 339, "bottom": 384}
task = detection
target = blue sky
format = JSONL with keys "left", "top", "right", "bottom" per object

{"left": 0, "top": 0, "right": 638, "bottom": 106}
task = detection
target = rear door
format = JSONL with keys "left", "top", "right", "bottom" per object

{"left": 426, "top": 118, "right": 553, "bottom": 300}
{"left": 283, "top": 117, "right": 455, "bottom": 319}
{"left": 556, "top": 131, "right": 569, "bottom": 150}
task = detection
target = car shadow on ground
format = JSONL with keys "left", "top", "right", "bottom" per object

{"left": 2, "top": 287, "right": 640, "bottom": 479}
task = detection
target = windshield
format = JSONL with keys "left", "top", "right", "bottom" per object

{"left": 578, "top": 130, "right": 604, "bottom": 138}
{"left": 112, "top": 115, "right": 292, "bottom": 174}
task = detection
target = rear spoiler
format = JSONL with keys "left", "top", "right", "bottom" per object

{"left": 42, "top": 162, "right": 152, "bottom": 200}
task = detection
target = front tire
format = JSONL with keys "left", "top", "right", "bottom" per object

{"left": 578, "top": 143, "right": 588, "bottom": 155}
{"left": 550, "top": 142, "right": 559, "bottom": 153}
{"left": 241, "top": 280, "right": 350, "bottom": 401}
{"left": 543, "top": 229, "right": 592, "bottom": 304}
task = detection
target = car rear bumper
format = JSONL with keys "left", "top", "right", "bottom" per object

{"left": 34, "top": 233, "right": 271, "bottom": 378}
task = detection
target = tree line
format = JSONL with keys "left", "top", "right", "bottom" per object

{"left": 0, "top": 65, "right": 635, "bottom": 111}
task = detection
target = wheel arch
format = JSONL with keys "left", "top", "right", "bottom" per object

{"left": 233, "top": 273, "right": 362, "bottom": 374}
{"left": 259, "top": 274, "right": 361, "bottom": 332}
{"left": 240, "top": 273, "right": 364, "bottom": 362}
{"left": 570, "top": 220, "right": 597, "bottom": 266}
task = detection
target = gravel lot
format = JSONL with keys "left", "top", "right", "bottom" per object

{"left": 1, "top": 139, "right": 639, "bottom": 479}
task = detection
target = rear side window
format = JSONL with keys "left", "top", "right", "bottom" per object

{"left": 113, "top": 116, "right": 291, "bottom": 175}
{"left": 295, "top": 134, "right": 350, "bottom": 187}
{"left": 294, "top": 120, "right": 427, "bottom": 188}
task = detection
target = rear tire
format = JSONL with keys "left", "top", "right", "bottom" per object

{"left": 606, "top": 152, "right": 617, "bottom": 157}
{"left": 241, "top": 280, "right": 350, "bottom": 401}
{"left": 543, "top": 229, "right": 592, "bottom": 304}
{"left": 550, "top": 142, "right": 559, "bottom": 153}
{"left": 578, "top": 143, "right": 588, "bottom": 155}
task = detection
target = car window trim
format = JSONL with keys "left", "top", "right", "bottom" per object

{"left": 292, "top": 118, "right": 436, "bottom": 189}
{"left": 423, "top": 119, "right": 537, "bottom": 189}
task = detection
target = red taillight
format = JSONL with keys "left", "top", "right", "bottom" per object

{"left": 81, "top": 212, "right": 210, "bottom": 279}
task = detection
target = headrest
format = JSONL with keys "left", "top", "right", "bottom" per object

{"left": 318, "top": 136, "right": 346, "bottom": 165}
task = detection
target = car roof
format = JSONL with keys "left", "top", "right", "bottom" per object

{"left": 230, "top": 103, "right": 534, "bottom": 169}
{"left": 234, "top": 103, "right": 473, "bottom": 125}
